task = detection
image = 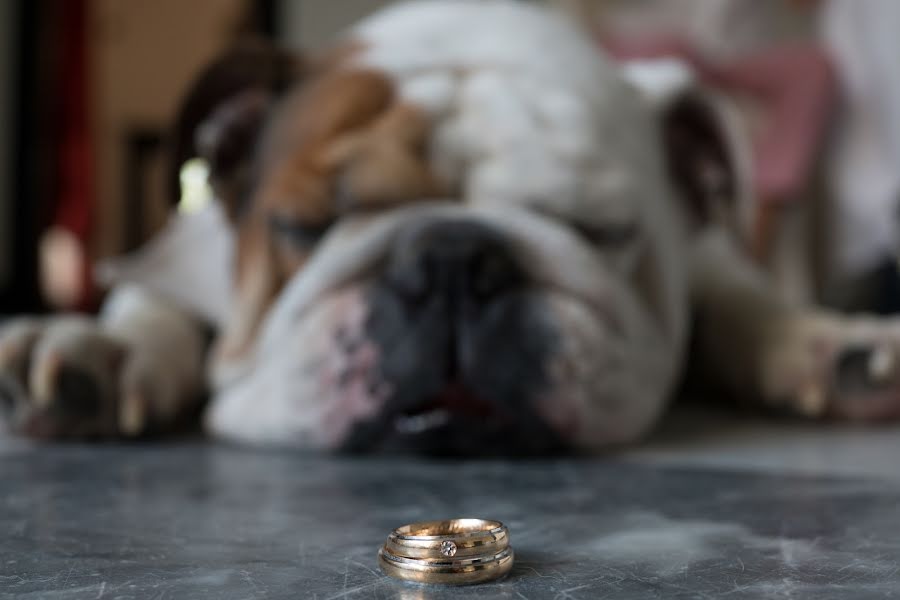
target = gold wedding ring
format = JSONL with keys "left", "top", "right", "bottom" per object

{"left": 378, "top": 518, "right": 514, "bottom": 585}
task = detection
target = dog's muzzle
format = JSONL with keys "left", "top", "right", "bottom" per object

{"left": 342, "top": 217, "right": 564, "bottom": 455}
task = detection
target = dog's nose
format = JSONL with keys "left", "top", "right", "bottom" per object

{"left": 386, "top": 220, "right": 524, "bottom": 306}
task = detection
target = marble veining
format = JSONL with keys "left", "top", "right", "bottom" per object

{"left": 2, "top": 440, "right": 900, "bottom": 599}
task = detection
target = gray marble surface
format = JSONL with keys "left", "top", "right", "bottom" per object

{"left": 3, "top": 424, "right": 900, "bottom": 599}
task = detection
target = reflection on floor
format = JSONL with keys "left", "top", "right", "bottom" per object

{"left": 2, "top": 410, "right": 900, "bottom": 599}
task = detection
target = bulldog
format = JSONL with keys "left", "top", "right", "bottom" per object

{"left": 3, "top": 0, "right": 900, "bottom": 453}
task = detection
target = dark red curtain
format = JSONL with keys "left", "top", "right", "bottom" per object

{"left": 54, "top": 0, "right": 95, "bottom": 308}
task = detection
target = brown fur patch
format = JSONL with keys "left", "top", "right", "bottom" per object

{"left": 319, "top": 102, "right": 449, "bottom": 212}
{"left": 252, "top": 69, "right": 397, "bottom": 225}
{"left": 221, "top": 66, "right": 446, "bottom": 360}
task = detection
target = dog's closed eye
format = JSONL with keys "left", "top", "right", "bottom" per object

{"left": 572, "top": 221, "right": 638, "bottom": 248}
{"left": 268, "top": 214, "right": 335, "bottom": 249}
{"left": 531, "top": 207, "right": 638, "bottom": 249}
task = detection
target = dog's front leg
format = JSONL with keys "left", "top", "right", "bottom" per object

{"left": 691, "top": 228, "right": 900, "bottom": 420}
{"left": 0, "top": 285, "right": 207, "bottom": 438}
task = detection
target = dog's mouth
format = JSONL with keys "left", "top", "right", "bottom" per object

{"left": 350, "top": 378, "right": 566, "bottom": 456}
{"left": 392, "top": 381, "right": 497, "bottom": 435}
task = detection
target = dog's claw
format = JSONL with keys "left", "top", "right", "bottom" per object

{"left": 867, "top": 345, "right": 896, "bottom": 385}
{"left": 797, "top": 383, "right": 827, "bottom": 418}
{"left": 118, "top": 391, "right": 147, "bottom": 437}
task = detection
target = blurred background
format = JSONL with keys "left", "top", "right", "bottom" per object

{"left": 0, "top": 0, "right": 408, "bottom": 314}
{"left": 1, "top": 0, "right": 898, "bottom": 317}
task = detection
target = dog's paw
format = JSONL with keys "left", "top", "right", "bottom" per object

{"left": 0, "top": 316, "right": 161, "bottom": 439}
{"left": 762, "top": 315, "right": 900, "bottom": 421}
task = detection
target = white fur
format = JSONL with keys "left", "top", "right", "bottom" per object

{"left": 98, "top": 202, "right": 235, "bottom": 326}
{"left": 353, "top": 1, "right": 651, "bottom": 237}
{"left": 621, "top": 59, "right": 697, "bottom": 108}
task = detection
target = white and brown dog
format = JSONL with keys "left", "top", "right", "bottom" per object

{"left": 3, "top": 0, "right": 900, "bottom": 453}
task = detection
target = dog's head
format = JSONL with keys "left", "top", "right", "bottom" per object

{"left": 177, "top": 3, "right": 740, "bottom": 454}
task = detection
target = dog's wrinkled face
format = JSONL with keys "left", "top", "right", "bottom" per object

{"left": 212, "top": 197, "right": 676, "bottom": 455}
{"left": 198, "top": 3, "right": 735, "bottom": 454}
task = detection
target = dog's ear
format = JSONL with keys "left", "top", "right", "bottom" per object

{"left": 167, "top": 39, "right": 305, "bottom": 217}
{"left": 623, "top": 59, "right": 752, "bottom": 233}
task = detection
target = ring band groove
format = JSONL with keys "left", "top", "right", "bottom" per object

{"left": 378, "top": 546, "right": 514, "bottom": 585}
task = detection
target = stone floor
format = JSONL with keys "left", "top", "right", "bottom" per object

{"left": 3, "top": 410, "right": 900, "bottom": 599}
